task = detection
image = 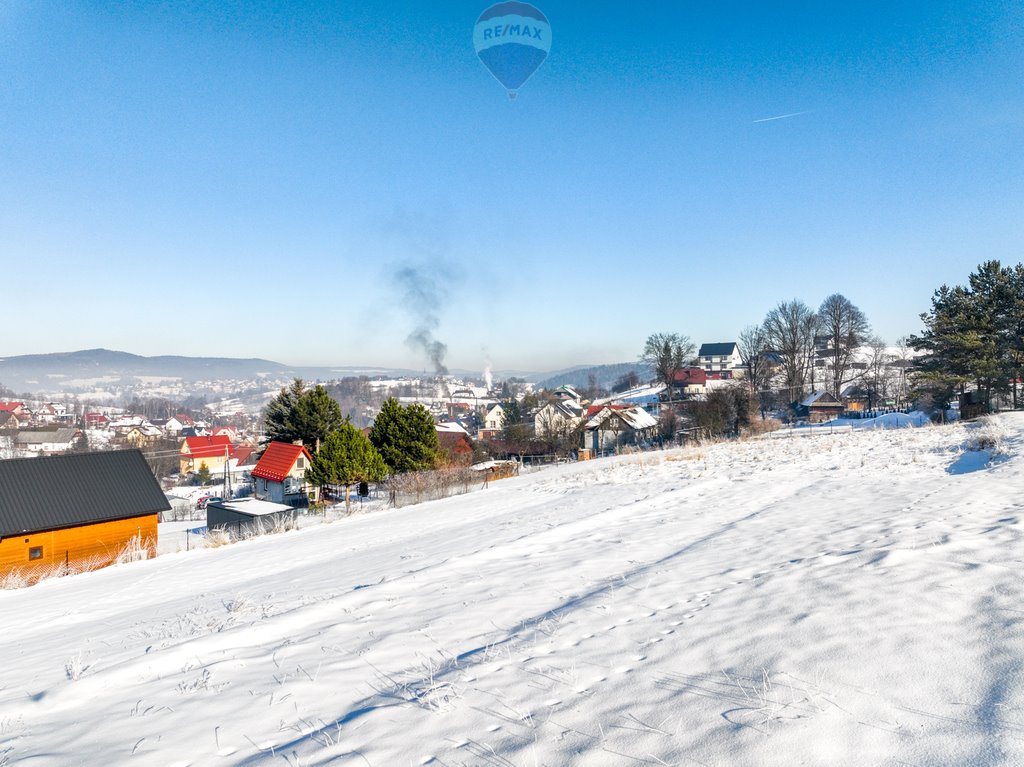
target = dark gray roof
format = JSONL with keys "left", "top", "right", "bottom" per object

{"left": 699, "top": 342, "right": 738, "bottom": 357}
{"left": 0, "top": 450, "right": 170, "bottom": 537}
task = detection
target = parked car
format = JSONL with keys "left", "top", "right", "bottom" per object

{"left": 195, "top": 495, "right": 222, "bottom": 510}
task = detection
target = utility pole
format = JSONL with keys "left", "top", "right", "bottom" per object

{"left": 223, "top": 444, "right": 232, "bottom": 498}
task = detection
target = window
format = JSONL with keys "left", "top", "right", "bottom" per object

{"left": 28, "top": 546, "right": 42, "bottom": 560}
{"left": 296, "top": 457, "right": 304, "bottom": 469}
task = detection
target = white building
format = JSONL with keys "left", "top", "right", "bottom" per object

{"left": 698, "top": 342, "right": 745, "bottom": 379}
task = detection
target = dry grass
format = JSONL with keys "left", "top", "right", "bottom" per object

{"left": 666, "top": 449, "right": 707, "bottom": 462}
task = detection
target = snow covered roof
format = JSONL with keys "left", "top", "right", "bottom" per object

{"left": 207, "top": 498, "right": 294, "bottom": 517}
{"left": 436, "top": 422, "right": 469, "bottom": 435}
{"left": 800, "top": 391, "right": 841, "bottom": 407}
{"left": 585, "top": 406, "right": 657, "bottom": 431}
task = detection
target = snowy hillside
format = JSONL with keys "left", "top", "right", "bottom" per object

{"left": 1, "top": 415, "right": 1022, "bottom": 766}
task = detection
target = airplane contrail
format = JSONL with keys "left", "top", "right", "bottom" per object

{"left": 753, "top": 110, "right": 812, "bottom": 123}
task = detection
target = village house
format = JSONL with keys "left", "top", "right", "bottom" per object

{"left": 583, "top": 405, "right": 658, "bottom": 448}
{"left": 251, "top": 441, "right": 316, "bottom": 505}
{"left": 83, "top": 412, "right": 110, "bottom": 429}
{"left": 179, "top": 434, "right": 235, "bottom": 475}
{"left": 0, "top": 450, "right": 168, "bottom": 579}
{"left": 0, "top": 409, "right": 19, "bottom": 431}
{"left": 534, "top": 399, "right": 585, "bottom": 440}
{"left": 436, "top": 423, "right": 474, "bottom": 466}
{"left": 478, "top": 403, "right": 506, "bottom": 440}
{"left": 0, "top": 402, "right": 31, "bottom": 427}
{"left": 582, "top": 405, "right": 658, "bottom": 454}
{"left": 669, "top": 367, "right": 708, "bottom": 398}
{"left": 698, "top": 342, "right": 745, "bottom": 379}
{"left": 118, "top": 424, "right": 163, "bottom": 448}
{"left": 14, "top": 428, "right": 79, "bottom": 455}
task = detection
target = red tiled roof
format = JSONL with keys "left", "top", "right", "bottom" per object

{"left": 0, "top": 402, "right": 24, "bottom": 412}
{"left": 174, "top": 414, "right": 195, "bottom": 426}
{"left": 181, "top": 435, "right": 234, "bottom": 459}
{"left": 84, "top": 413, "right": 109, "bottom": 423}
{"left": 585, "top": 404, "right": 627, "bottom": 418}
{"left": 251, "top": 441, "right": 312, "bottom": 483}
{"left": 233, "top": 446, "right": 257, "bottom": 466}
{"left": 672, "top": 368, "right": 708, "bottom": 385}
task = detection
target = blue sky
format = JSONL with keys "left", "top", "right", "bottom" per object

{"left": 1, "top": 1, "right": 1021, "bottom": 373}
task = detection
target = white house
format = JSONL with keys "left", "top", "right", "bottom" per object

{"left": 534, "top": 400, "right": 584, "bottom": 440}
{"left": 477, "top": 404, "right": 506, "bottom": 440}
{"left": 698, "top": 342, "right": 745, "bottom": 379}
{"left": 14, "top": 428, "right": 79, "bottom": 455}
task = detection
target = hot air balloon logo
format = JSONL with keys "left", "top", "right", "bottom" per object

{"left": 473, "top": 2, "right": 551, "bottom": 99}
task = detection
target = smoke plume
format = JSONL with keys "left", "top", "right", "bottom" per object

{"left": 394, "top": 264, "right": 449, "bottom": 375}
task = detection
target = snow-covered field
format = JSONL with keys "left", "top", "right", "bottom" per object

{"left": 1, "top": 415, "right": 1022, "bottom": 766}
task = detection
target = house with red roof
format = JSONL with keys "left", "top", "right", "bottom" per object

{"left": 83, "top": 412, "right": 110, "bottom": 429}
{"left": 179, "top": 435, "right": 235, "bottom": 475}
{"left": 436, "top": 428, "right": 474, "bottom": 466}
{"left": 251, "top": 441, "right": 316, "bottom": 505}
{"left": 0, "top": 409, "right": 18, "bottom": 431}
{"left": 0, "top": 402, "right": 30, "bottom": 426}
{"left": 670, "top": 367, "right": 708, "bottom": 397}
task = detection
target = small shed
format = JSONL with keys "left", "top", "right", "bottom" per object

{"left": 206, "top": 498, "right": 297, "bottom": 538}
{"left": 797, "top": 391, "right": 845, "bottom": 423}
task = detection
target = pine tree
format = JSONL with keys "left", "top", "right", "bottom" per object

{"left": 307, "top": 422, "right": 387, "bottom": 509}
{"left": 195, "top": 462, "right": 212, "bottom": 486}
{"left": 262, "top": 378, "right": 343, "bottom": 450}
{"left": 910, "top": 261, "right": 1024, "bottom": 412}
{"left": 369, "top": 398, "right": 441, "bottom": 473}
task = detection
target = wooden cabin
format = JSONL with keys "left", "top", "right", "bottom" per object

{"left": 0, "top": 450, "right": 169, "bottom": 581}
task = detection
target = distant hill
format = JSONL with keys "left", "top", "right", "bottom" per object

{"left": 0, "top": 348, "right": 651, "bottom": 397}
{"left": 0, "top": 349, "right": 287, "bottom": 390}
{"left": 0, "top": 349, "right": 426, "bottom": 393}
{"left": 534, "top": 362, "right": 654, "bottom": 392}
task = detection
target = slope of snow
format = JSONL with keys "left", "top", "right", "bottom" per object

{"left": 2, "top": 415, "right": 1023, "bottom": 765}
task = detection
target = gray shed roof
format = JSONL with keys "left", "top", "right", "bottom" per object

{"left": 0, "top": 450, "right": 170, "bottom": 537}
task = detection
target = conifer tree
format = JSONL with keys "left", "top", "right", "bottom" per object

{"left": 307, "top": 422, "right": 387, "bottom": 508}
{"left": 262, "top": 378, "right": 343, "bottom": 450}
{"left": 369, "top": 398, "right": 441, "bottom": 473}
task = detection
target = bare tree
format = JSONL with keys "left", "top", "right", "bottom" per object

{"left": 641, "top": 332, "right": 696, "bottom": 390}
{"left": 818, "top": 294, "right": 871, "bottom": 398}
{"left": 862, "top": 334, "right": 891, "bottom": 410}
{"left": 761, "top": 300, "right": 819, "bottom": 404}
{"left": 737, "top": 324, "right": 773, "bottom": 415}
